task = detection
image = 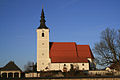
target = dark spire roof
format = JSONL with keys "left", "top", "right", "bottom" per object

{"left": 37, "top": 8, "right": 48, "bottom": 29}
{"left": 0, "top": 61, "right": 22, "bottom": 71}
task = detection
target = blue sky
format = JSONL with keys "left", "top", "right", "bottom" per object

{"left": 0, "top": 0, "right": 120, "bottom": 70}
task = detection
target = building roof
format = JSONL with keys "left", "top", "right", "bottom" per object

{"left": 77, "top": 45, "right": 94, "bottom": 58}
{"left": 37, "top": 8, "right": 48, "bottom": 29}
{"left": 49, "top": 42, "right": 94, "bottom": 63}
{"left": 51, "top": 57, "right": 88, "bottom": 63}
{"left": 0, "top": 61, "right": 22, "bottom": 71}
{"left": 50, "top": 42, "right": 77, "bottom": 58}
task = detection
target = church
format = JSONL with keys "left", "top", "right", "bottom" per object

{"left": 37, "top": 9, "right": 95, "bottom": 72}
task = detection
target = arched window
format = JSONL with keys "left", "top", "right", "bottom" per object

{"left": 82, "top": 63, "right": 84, "bottom": 66}
{"left": 63, "top": 64, "right": 67, "bottom": 72}
{"left": 82, "top": 68, "right": 84, "bottom": 70}
{"left": 2, "top": 73, "right": 7, "bottom": 78}
{"left": 64, "top": 64, "right": 66, "bottom": 66}
{"left": 42, "top": 53, "right": 44, "bottom": 56}
{"left": 70, "top": 64, "right": 74, "bottom": 70}
{"left": 42, "top": 43, "right": 44, "bottom": 45}
{"left": 8, "top": 72, "right": 13, "bottom": 78}
{"left": 42, "top": 33, "right": 44, "bottom": 37}
{"left": 14, "top": 72, "right": 19, "bottom": 78}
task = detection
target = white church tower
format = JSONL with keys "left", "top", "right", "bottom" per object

{"left": 37, "top": 9, "right": 50, "bottom": 71}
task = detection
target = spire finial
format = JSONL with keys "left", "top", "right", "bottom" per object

{"left": 42, "top": 5, "right": 43, "bottom": 9}
{"left": 37, "top": 8, "right": 48, "bottom": 29}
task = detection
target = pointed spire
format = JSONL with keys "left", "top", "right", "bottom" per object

{"left": 38, "top": 8, "right": 48, "bottom": 29}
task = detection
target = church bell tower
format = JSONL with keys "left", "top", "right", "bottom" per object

{"left": 37, "top": 9, "right": 50, "bottom": 71}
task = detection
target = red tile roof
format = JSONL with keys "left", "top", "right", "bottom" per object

{"left": 77, "top": 45, "right": 94, "bottom": 58}
{"left": 51, "top": 57, "right": 88, "bottom": 63}
{"left": 50, "top": 42, "right": 77, "bottom": 58}
{"left": 49, "top": 42, "right": 94, "bottom": 63}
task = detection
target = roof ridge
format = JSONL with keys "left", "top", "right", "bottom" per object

{"left": 51, "top": 42, "right": 76, "bottom": 43}
{"left": 77, "top": 45, "right": 89, "bottom": 46}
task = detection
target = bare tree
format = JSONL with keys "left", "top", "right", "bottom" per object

{"left": 24, "top": 61, "right": 37, "bottom": 72}
{"left": 93, "top": 28, "right": 120, "bottom": 70}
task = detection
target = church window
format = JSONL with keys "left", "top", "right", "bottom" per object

{"left": 82, "top": 63, "right": 84, "bottom": 66}
{"left": 42, "top": 53, "right": 44, "bottom": 55}
{"left": 70, "top": 64, "right": 74, "bottom": 70}
{"left": 82, "top": 68, "right": 84, "bottom": 70}
{"left": 42, "top": 63, "right": 44, "bottom": 65}
{"left": 64, "top": 64, "right": 66, "bottom": 66}
{"left": 42, "top": 43, "right": 44, "bottom": 45}
{"left": 42, "top": 33, "right": 44, "bottom": 37}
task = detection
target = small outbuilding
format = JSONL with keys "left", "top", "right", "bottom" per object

{"left": 0, "top": 61, "right": 22, "bottom": 78}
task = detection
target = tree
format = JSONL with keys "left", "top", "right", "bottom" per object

{"left": 24, "top": 61, "right": 37, "bottom": 72}
{"left": 93, "top": 28, "right": 120, "bottom": 70}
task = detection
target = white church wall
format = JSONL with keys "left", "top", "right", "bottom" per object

{"left": 87, "top": 58, "right": 96, "bottom": 70}
{"left": 50, "top": 63, "right": 71, "bottom": 71}
{"left": 59, "top": 63, "right": 71, "bottom": 71}
{"left": 78, "top": 63, "right": 89, "bottom": 70}
{"left": 50, "top": 63, "right": 60, "bottom": 71}
{"left": 37, "top": 29, "right": 51, "bottom": 71}
{"left": 25, "top": 72, "right": 40, "bottom": 78}
{"left": 87, "top": 58, "right": 93, "bottom": 62}
{"left": 50, "top": 63, "right": 89, "bottom": 71}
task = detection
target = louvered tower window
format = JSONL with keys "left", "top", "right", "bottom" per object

{"left": 42, "top": 33, "right": 44, "bottom": 37}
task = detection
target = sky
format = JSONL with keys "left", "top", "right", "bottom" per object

{"left": 0, "top": 0, "right": 120, "bottom": 70}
